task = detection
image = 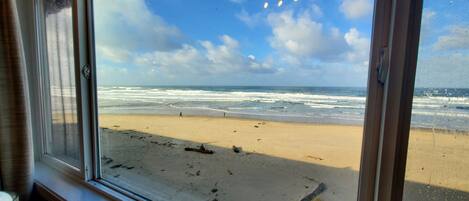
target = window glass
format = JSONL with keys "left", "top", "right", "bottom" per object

{"left": 404, "top": 0, "right": 469, "bottom": 200}
{"left": 43, "top": 0, "right": 80, "bottom": 167}
{"left": 94, "top": 0, "right": 374, "bottom": 200}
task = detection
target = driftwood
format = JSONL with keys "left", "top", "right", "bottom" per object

{"left": 110, "top": 164, "right": 122, "bottom": 169}
{"left": 300, "top": 182, "right": 326, "bottom": 201}
{"left": 184, "top": 144, "right": 214, "bottom": 154}
{"left": 232, "top": 146, "right": 242, "bottom": 153}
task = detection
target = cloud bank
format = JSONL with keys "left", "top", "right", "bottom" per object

{"left": 94, "top": 0, "right": 375, "bottom": 86}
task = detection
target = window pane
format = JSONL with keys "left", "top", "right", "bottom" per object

{"left": 404, "top": 0, "right": 469, "bottom": 200}
{"left": 43, "top": 0, "right": 80, "bottom": 167}
{"left": 94, "top": 1, "right": 374, "bottom": 200}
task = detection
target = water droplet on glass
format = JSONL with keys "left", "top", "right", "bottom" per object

{"left": 278, "top": 0, "right": 283, "bottom": 7}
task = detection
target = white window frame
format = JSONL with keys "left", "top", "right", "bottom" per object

{"left": 30, "top": 0, "right": 425, "bottom": 200}
{"left": 33, "top": 0, "right": 84, "bottom": 179}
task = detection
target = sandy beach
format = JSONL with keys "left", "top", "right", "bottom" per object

{"left": 98, "top": 114, "right": 469, "bottom": 201}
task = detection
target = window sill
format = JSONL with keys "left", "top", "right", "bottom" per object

{"left": 34, "top": 162, "right": 133, "bottom": 201}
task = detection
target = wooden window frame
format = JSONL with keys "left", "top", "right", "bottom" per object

{"left": 374, "top": 0, "right": 423, "bottom": 200}
{"left": 30, "top": 0, "right": 425, "bottom": 200}
{"left": 358, "top": 0, "right": 423, "bottom": 201}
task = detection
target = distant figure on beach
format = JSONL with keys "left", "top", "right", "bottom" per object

{"left": 224, "top": 112, "right": 226, "bottom": 117}
{"left": 179, "top": 112, "right": 183, "bottom": 117}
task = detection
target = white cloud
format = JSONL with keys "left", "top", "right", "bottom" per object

{"left": 267, "top": 10, "right": 348, "bottom": 60}
{"left": 96, "top": 65, "right": 132, "bottom": 85}
{"left": 97, "top": 46, "right": 132, "bottom": 63}
{"left": 135, "top": 44, "right": 204, "bottom": 74}
{"left": 94, "top": 0, "right": 183, "bottom": 56}
{"left": 339, "top": 0, "right": 373, "bottom": 19}
{"left": 309, "top": 4, "right": 323, "bottom": 17}
{"left": 433, "top": 25, "right": 469, "bottom": 51}
{"left": 344, "top": 28, "right": 370, "bottom": 64}
{"left": 94, "top": 0, "right": 278, "bottom": 76}
{"left": 419, "top": 9, "right": 437, "bottom": 43}
{"left": 265, "top": 8, "right": 371, "bottom": 74}
{"left": 422, "top": 9, "right": 436, "bottom": 26}
{"left": 236, "top": 9, "right": 264, "bottom": 28}
{"left": 135, "top": 35, "right": 278, "bottom": 75}
{"left": 415, "top": 53, "right": 469, "bottom": 88}
{"left": 93, "top": 0, "right": 373, "bottom": 86}
{"left": 247, "top": 55, "right": 278, "bottom": 73}
{"left": 260, "top": 7, "right": 372, "bottom": 86}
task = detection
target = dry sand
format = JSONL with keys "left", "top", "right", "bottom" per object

{"left": 98, "top": 114, "right": 469, "bottom": 201}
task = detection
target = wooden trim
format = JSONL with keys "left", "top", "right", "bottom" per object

{"left": 357, "top": 0, "right": 392, "bottom": 200}
{"left": 375, "top": 0, "right": 423, "bottom": 200}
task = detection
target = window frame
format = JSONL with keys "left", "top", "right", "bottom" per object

{"left": 30, "top": 0, "right": 425, "bottom": 200}
{"left": 373, "top": 0, "right": 423, "bottom": 200}
{"left": 33, "top": 0, "right": 84, "bottom": 179}
{"left": 358, "top": 0, "right": 424, "bottom": 200}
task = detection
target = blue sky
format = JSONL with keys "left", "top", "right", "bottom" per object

{"left": 93, "top": 0, "right": 469, "bottom": 88}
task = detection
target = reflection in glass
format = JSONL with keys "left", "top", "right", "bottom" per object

{"left": 404, "top": 1, "right": 469, "bottom": 200}
{"left": 44, "top": 0, "right": 80, "bottom": 167}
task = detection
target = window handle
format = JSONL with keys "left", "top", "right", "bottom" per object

{"left": 377, "top": 47, "right": 389, "bottom": 85}
{"left": 81, "top": 64, "right": 91, "bottom": 80}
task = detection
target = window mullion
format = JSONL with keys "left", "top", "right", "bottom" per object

{"left": 85, "top": 0, "right": 101, "bottom": 181}
{"left": 357, "top": 0, "right": 393, "bottom": 200}
{"left": 374, "top": 0, "right": 423, "bottom": 200}
{"left": 71, "top": 0, "right": 93, "bottom": 181}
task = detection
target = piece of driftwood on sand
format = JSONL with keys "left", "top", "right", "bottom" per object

{"left": 300, "top": 182, "right": 326, "bottom": 201}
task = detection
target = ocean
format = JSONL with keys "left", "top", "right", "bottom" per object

{"left": 97, "top": 86, "right": 469, "bottom": 131}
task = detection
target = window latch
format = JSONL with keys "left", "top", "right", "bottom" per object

{"left": 81, "top": 64, "right": 91, "bottom": 80}
{"left": 377, "top": 47, "right": 389, "bottom": 85}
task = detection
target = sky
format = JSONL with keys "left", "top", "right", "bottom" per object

{"left": 93, "top": 0, "right": 469, "bottom": 88}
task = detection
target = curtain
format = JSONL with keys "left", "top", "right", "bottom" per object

{"left": 0, "top": 0, "right": 34, "bottom": 200}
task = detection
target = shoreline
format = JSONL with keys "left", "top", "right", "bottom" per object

{"left": 99, "top": 113, "right": 365, "bottom": 127}
{"left": 99, "top": 113, "right": 469, "bottom": 133}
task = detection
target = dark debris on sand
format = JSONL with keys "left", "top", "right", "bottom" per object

{"left": 306, "top": 155, "right": 324, "bottom": 161}
{"left": 110, "top": 164, "right": 122, "bottom": 169}
{"left": 300, "top": 182, "right": 326, "bottom": 201}
{"left": 101, "top": 156, "right": 114, "bottom": 165}
{"left": 232, "top": 146, "right": 242, "bottom": 153}
{"left": 123, "top": 165, "right": 134, "bottom": 170}
{"left": 184, "top": 144, "right": 214, "bottom": 154}
{"left": 105, "top": 159, "right": 114, "bottom": 164}
{"left": 151, "top": 140, "right": 177, "bottom": 148}
{"left": 130, "top": 135, "right": 146, "bottom": 140}
{"left": 304, "top": 176, "right": 318, "bottom": 183}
